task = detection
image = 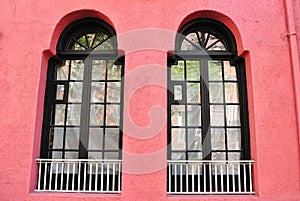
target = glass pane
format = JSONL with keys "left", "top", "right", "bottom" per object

{"left": 54, "top": 104, "right": 66, "bottom": 125}
{"left": 65, "top": 152, "right": 79, "bottom": 159}
{"left": 92, "top": 60, "right": 106, "bottom": 80}
{"left": 70, "top": 60, "right": 84, "bottom": 80}
{"left": 56, "top": 84, "right": 65, "bottom": 101}
{"left": 187, "top": 83, "right": 200, "bottom": 103}
{"left": 171, "top": 152, "right": 185, "bottom": 160}
{"left": 56, "top": 61, "right": 69, "bottom": 80}
{"left": 181, "top": 32, "right": 199, "bottom": 50}
{"left": 226, "top": 105, "right": 240, "bottom": 126}
{"left": 89, "top": 128, "right": 103, "bottom": 150}
{"left": 227, "top": 128, "right": 241, "bottom": 150}
{"left": 52, "top": 151, "right": 62, "bottom": 159}
{"left": 188, "top": 152, "right": 202, "bottom": 161}
{"left": 187, "top": 105, "right": 201, "bottom": 126}
{"left": 171, "top": 128, "right": 186, "bottom": 150}
{"left": 208, "top": 60, "right": 222, "bottom": 81}
{"left": 173, "top": 85, "right": 182, "bottom": 101}
{"left": 171, "top": 61, "right": 184, "bottom": 80}
{"left": 90, "top": 105, "right": 104, "bottom": 126}
{"left": 209, "top": 83, "right": 224, "bottom": 103}
{"left": 211, "top": 128, "right": 225, "bottom": 150}
{"left": 106, "top": 105, "right": 120, "bottom": 126}
{"left": 225, "top": 83, "right": 239, "bottom": 103}
{"left": 93, "top": 32, "right": 109, "bottom": 48}
{"left": 206, "top": 34, "right": 226, "bottom": 51}
{"left": 86, "top": 33, "right": 96, "bottom": 48}
{"left": 88, "top": 152, "right": 102, "bottom": 160}
{"left": 210, "top": 105, "right": 224, "bottom": 126}
{"left": 91, "top": 82, "right": 105, "bottom": 102}
{"left": 104, "top": 152, "right": 119, "bottom": 159}
{"left": 68, "top": 82, "right": 83, "bottom": 102}
{"left": 186, "top": 61, "right": 200, "bottom": 81}
{"left": 187, "top": 128, "right": 202, "bottom": 150}
{"left": 66, "top": 104, "right": 81, "bottom": 125}
{"left": 224, "top": 61, "right": 237, "bottom": 81}
{"left": 65, "top": 128, "right": 80, "bottom": 150}
{"left": 52, "top": 127, "right": 64, "bottom": 149}
{"left": 228, "top": 152, "right": 241, "bottom": 161}
{"left": 171, "top": 105, "right": 185, "bottom": 126}
{"left": 107, "top": 63, "right": 122, "bottom": 80}
{"left": 212, "top": 152, "right": 226, "bottom": 160}
{"left": 107, "top": 82, "right": 121, "bottom": 102}
{"left": 105, "top": 128, "right": 119, "bottom": 150}
{"left": 76, "top": 36, "right": 88, "bottom": 49}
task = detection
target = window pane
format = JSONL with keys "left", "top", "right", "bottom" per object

{"left": 187, "top": 128, "right": 202, "bottom": 150}
{"left": 172, "top": 152, "right": 186, "bottom": 160}
{"left": 171, "top": 128, "right": 186, "bottom": 150}
{"left": 92, "top": 60, "right": 106, "bottom": 80}
{"left": 171, "top": 105, "right": 185, "bottom": 126}
{"left": 65, "top": 152, "right": 79, "bottom": 159}
{"left": 52, "top": 127, "right": 64, "bottom": 149}
{"left": 187, "top": 105, "right": 201, "bottom": 126}
{"left": 107, "top": 82, "right": 121, "bottom": 102}
{"left": 173, "top": 85, "right": 182, "bottom": 101}
{"left": 181, "top": 32, "right": 199, "bottom": 50}
{"left": 90, "top": 105, "right": 104, "bottom": 126}
{"left": 65, "top": 128, "right": 80, "bottom": 150}
{"left": 208, "top": 60, "right": 222, "bottom": 81}
{"left": 88, "top": 152, "right": 102, "bottom": 160}
{"left": 104, "top": 152, "right": 119, "bottom": 159}
{"left": 70, "top": 60, "right": 84, "bottom": 80}
{"left": 211, "top": 128, "right": 225, "bottom": 150}
{"left": 227, "top": 128, "right": 241, "bottom": 150}
{"left": 52, "top": 151, "right": 62, "bottom": 159}
{"left": 56, "top": 61, "right": 69, "bottom": 80}
{"left": 89, "top": 128, "right": 103, "bottom": 150}
{"left": 224, "top": 61, "right": 237, "bottom": 81}
{"left": 210, "top": 105, "right": 224, "bottom": 126}
{"left": 91, "top": 82, "right": 105, "bottom": 103}
{"left": 105, "top": 128, "right": 119, "bottom": 150}
{"left": 212, "top": 152, "right": 226, "bottom": 160}
{"left": 68, "top": 82, "right": 83, "bottom": 102}
{"left": 171, "top": 61, "right": 184, "bottom": 80}
{"left": 187, "top": 83, "right": 200, "bottom": 103}
{"left": 226, "top": 105, "right": 240, "bottom": 126}
{"left": 225, "top": 83, "right": 239, "bottom": 103}
{"left": 54, "top": 104, "right": 66, "bottom": 125}
{"left": 209, "top": 83, "right": 224, "bottom": 103}
{"left": 188, "top": 152, "right": 202, "bottom": 161}
{"left": 106, "top": 105, "right": 120, "bottom": 126}
{"left": 56, "top": 84, "right": 65, "bottom": 101}
{"left": 186, "top": 61, "right": 200, "bottom": 81}
{"left": 107, "top": 62, "right": 122, "bottom": 80}
{"left": 66, "top": 104, "right": 81, "bottom": 125}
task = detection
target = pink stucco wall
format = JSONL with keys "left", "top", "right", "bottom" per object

{"left": 0, "top": 0, "right": 300, "bottom": 200}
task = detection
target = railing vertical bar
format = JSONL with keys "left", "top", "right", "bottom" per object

{"left": 197, "top": 163, "right": 200, "bottom": 193}
{"left": 66, "top": 163, "right": 70, "bottom": 191}
{"left": 214, "top": 163, "right": 217, "bottom": 192}
{"left": 232, "top": 163, "right": 235, "bottom": 192}
{"left": 243, "top": 163, "right": 247, "bottom": 192}
{"left": 101, "top": 162, "right": 104, "bottom": 192}
{"left": 168, "top": 163, "right": 171, "bottom": 193}
{"left": 107, "top": 163, "right": 110, "bottom": 192}
{"left": 89, "top": 163, "right": 92, "bottom": 191}
{"left": 221, "top": 163, "right": 224, "bottom": 193}
{"left": 118, "top": 162, "right": 121, "bottom": 192}
{"left": 226, "top": 163, "right": 229, "bottom": 193}
{"left": 209, "top": 163, "right": 212, "bottom": 193}
{"left": 95, "top": 163, "right": 99, "bottom": 191}
{"left": 72, "top": 163, "right": 75, "bottom": 191}
{"left": 191, "top": 164, "right": 195, "bottom": 193}
{"left": 83, "top": 162, "right": 87, "bottom": 191}
{"left": 60, "top": 162, "right": 64, "bottom": 190}
{"left": 180, "top": 163, "right": 183, "bottom": 193}
{"left": 112, "top": 163, "right": 116, "bottom": 191}
{"left": 37, "top": 161, "right": 41, "bottom": 190}
{"left": 78, "top": 161, "right": 81, "bottom": 191}
{"left": 49, "top": 162, "right": 53, "bottom": 190}
{"left": 174, "top": 164, "right": 177, "bottom": 193}
{"left": 249, "top": 162, "right": 253, "bottom": 193}
{"left": 203, "top": 163, "right": 206, "bottom": 193}
{"left": 54, "top": 162, "right": 58, "bottom": 190}
{"left": 186, "top": 163, "right": 189, "bottom": 192}
{"left": 43, "top": 162, "right": 47, "bottom": 190}
{"left": 238, "top": 163, "right": 241, "bottom": 192}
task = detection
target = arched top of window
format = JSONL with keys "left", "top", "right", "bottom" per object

{"left": 176, "top": 18, "right": 237, "bottom": 53}
{"left": 57, "top": 18, "right": 117, "bottom": 53}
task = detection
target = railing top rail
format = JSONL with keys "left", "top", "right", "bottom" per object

{"left": 167, "top": 160, "right": 254, "bottom": 163}
{"left": 36, "top": 158, "right": 122, "bottom": 162}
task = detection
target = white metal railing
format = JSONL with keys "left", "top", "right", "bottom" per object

{"left": 36, "top": 159, "right": 122, "bottom": 193}
{"left": 167, "top": 160, "right": 254, "bottom": 194}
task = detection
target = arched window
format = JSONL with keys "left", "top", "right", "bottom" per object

{"left": 38, "top": 18, "right": 123, "bottom": 193}
{"left": 167, "top": 19, "right": 253, "bottom": 194}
